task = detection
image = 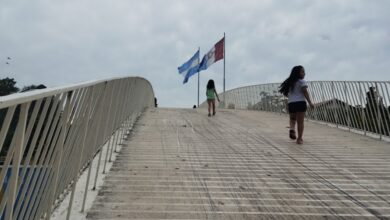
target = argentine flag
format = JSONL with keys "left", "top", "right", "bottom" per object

{"left": 178, "top": 50, "right": 200, "bottom": 84}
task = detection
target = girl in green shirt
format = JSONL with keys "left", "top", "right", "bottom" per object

{"left": 206, "top": 79, "right": 220, "bottom": 117}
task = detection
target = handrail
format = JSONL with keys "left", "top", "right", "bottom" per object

{"left": 0, "top": 76, "right": 147, "bottom": 109}
{"left": 202, "top": 81, "right": 390, "bottom": 140}
{"left": 0, "top": 76, "right": 155, "bottom": 220}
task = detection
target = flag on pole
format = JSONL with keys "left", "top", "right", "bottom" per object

{"left": 178, "top": 50, "right": 200, "bottom": 84}
{"left": 198, "top": 37, "right": 224, "bottom": 71}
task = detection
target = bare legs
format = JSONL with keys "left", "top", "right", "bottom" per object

{"left": 212, "top": 100, "right": 216, "bottom": 115}
{"left": 296, "top": 112, "right": 305, "bottom": 144}
{"left": 207, "top": 100, "right": 212, "bottom": 116}
{"left": 289, "top": 113, "right": 296, "bottom": 130}
{"left": 207, "top": 100, "right": 216, "bottom": 117}
{"left": 290, "top": 112, "right": 305, "bottom": 144}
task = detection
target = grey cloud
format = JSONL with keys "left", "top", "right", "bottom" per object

{"left": 319, "top": 34, "right": 331, "bottom": 41}
{"left": 0, "top": 0, "right": 389, "bottom": 107}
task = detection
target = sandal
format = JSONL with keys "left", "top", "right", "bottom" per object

{"left": 289, "top": 130, "right": 296, "bottom": 140}
{"left": 296, "top": 139, "right": 303, "bottom": 145}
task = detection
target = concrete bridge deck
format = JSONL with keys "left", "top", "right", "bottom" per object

{"left": 87, "top": 108, "right": 390, "bottom": 219}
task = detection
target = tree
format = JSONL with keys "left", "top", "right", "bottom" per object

{"left": 0, "top": 77, "right": 19, "bottom": 96}
{"left": 21, "top": 84, "right": 47, "bottom": 93}
{"left": 0, "top": 80, "right": 47, "bottom": 162}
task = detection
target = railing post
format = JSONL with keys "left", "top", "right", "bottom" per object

{"left": 116, "top": 82, "right": 131, "bottom": 151}
{"left": 0, "top": 77, "right": 154, "bottom": 220}
{"left": 316, "top": 82, "right": 323, "bottom": 122}
{"left": 378, "top": 82, "right": 390, "bottom": 136}
{"left": 311, "top": 82, "right": 317, "bottom": 121}
{"left": 109, "top": 127, "right": 118, "bottom": 163}
{"left": 108, "top": 82, "right": 125, "bottom": 162}
{"left": 359, "top": 82, "right": 366, "bottom": 135}
{"left": 116, "top": 124, "right": 124, "bottom": 151}
{"left": 18, "top": 96, "right": 60, "bottom": 220}
{"left": 332, "top": 82, "right": 339, "bottom": 127}
{"left": 236, "top": 89, "right": 239, "bottom": 109}
{"left": 376, "top": 82, "right": 382, "bottom": 140}
{"left": 103, "top": 136, "right": 113, "bottom": 174}
{"left": 46, "top": 91, "right": 72, "bottom": 220}
{"left": 80, "top": 161, "right": 93, "bottom": 212}
{"left": 66, "top": 87, "right": 93, "bottom": 220}
{"left": 334, "top": 81, "right": 347, "bottom": 128}
{"left": 119, "top": 80, "right": 128, "bottom": 137}
{"left": 5, "top": 103, "right": 28, "bottom": 220}
{"left": 92, "top": 83, "right": 114, "bottom": 190}
{"left": 81, "top": 83, "right": 112, "bottom": 213}
{"left": 365, "top": 82, "right": 377, "bottom": 134}
{"left": 320, "top": 82, "right": 327, "bottom": 121}
{"left": 344, "top": 81, "right": 351, "bottom": 131}
{"left": 251, "top": 86, "right": 254, "bottom": 110}
{"left": 111, "top": 128, "right": 120, "bottom": 158}
{"left": 267, "top": 84, "right": 271, "bottom": 112}
{"left": 92, "top": 149, "right": 103, "bottom": 190}
{"left": 102, "top": 82, "right": 116, "bottom": 174}
{"left": 346, "top": 82, "right": 359, "bottom": 131}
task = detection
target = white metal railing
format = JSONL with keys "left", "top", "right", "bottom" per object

{"left": 201, "top": 81, "right": 390, "bottom": 140}
{"left": 0, "top": 76, "right": 154, "bottom": 220}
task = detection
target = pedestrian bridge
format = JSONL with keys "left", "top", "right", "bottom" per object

{"left": 0, "top": 77, "right": 389, "bottom": 219}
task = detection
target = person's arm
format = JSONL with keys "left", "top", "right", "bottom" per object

{"left": 302, "top": 87, "right": 314, "bottom": 108}
{"left": 215, "top": 89, "right": 220, "bottom": 102}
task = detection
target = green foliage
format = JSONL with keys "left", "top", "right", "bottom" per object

{"left": 21, "top": 84, "right": 47, "bottom": 93}
{"left": 0, "top": 79, "right": 48, "bottom": 162}
{"left": 0, "top": 77, "right": 19, "bottom": 96}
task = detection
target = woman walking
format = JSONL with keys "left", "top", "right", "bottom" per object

{"left": 279, "top": 65, "right": 314, "bottom": 144}
{"left": 206, "top": 79, "right": 220, "bottom": 117}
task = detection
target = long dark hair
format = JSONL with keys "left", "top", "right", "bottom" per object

{"left": 207, "top": 79, "right": 215, "bottom": 90}
{"left": 279, "top": 65, "right": 304, "bottom": 96}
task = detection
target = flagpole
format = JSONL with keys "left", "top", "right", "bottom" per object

{"left": 223, "top": 32, "right": 226, "bottom": 108}
{"left": 197, "top": 47, "right": 200, "bottom": 107}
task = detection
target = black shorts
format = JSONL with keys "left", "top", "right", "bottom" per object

{"left": 288, "top": 101, "right": 307, "bottom": 113}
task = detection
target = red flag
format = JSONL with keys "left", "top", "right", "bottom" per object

{"left": 199, "top": 37, "right": 225, "bottom": 71}
{"left": 214, "top": 37, "right": 224, "bottom": 62}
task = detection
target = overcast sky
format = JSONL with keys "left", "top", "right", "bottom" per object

{"left": 1, "top": 0, "right": 389, "bottom": 107}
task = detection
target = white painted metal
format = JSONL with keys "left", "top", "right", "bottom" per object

{"left": 0, "top": 77, "right": 154, "bottom": 219}
{"left": 201, "top": 81, "right": 390, "bottom": 140}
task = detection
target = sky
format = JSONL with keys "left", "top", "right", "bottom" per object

{"left": 0, "top": 0, "right": 389, "bottom": 107}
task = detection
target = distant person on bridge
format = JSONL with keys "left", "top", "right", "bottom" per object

{"left": 279, "top": 65, "right": 314, "bottom": 144}
{"left": 206, "top": 79, "right": 220, "bottom": 117}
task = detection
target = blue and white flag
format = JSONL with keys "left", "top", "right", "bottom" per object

{"left": 178, "top": 50, "right": 199, "bottom": 84}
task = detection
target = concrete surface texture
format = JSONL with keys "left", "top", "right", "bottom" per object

{"left": 87, "top": 108, "right": 390, "bottom": 219}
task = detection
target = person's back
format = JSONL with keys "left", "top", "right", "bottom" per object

{"left": 288, "top": 79, "right": 307, "bottom": 103}
{"left": 278, "top": 65, "right": 314, "bottom": 145}
{"left": 206, "top": 88, "right": 215, "bottom": 100}
{"left": 206, "top": 79, "right": 220, "bottom": 117}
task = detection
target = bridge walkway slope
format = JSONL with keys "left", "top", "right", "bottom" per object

{"left": 87, "top": 108, "right": 390, "bottom": 219}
